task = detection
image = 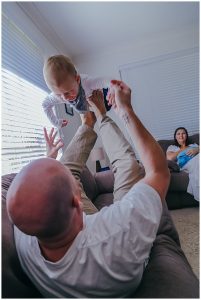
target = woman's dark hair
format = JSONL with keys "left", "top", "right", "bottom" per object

{"left": 174, "top": 127, "right": 189, "bottom": 147}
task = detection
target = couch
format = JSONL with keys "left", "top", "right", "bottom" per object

{"left": 2, "top": 166, "right": 199, "bottom": 298}
{"left": 80, "top": 133, "right": 199, "bottom": 211}
{"left": 157, "top": 133, "right": 199, "bottom": 209}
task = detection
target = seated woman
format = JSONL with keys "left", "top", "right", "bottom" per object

{"left": 166, "top": 127, "right": 199, "bottom": 201}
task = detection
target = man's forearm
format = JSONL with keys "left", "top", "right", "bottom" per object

{"left": 121, "top": 108, "right": 167, "bottom": 175}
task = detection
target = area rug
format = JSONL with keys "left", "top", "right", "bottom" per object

{"left": 170, "top": 207, "right": 199, "bottom": 278}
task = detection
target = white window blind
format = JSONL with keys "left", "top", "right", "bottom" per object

{"left": 2, "top": 13, "right": 48, "bottom": 91}
{"left": 119, "top": 48, "right": 199, "bottom": 141}
{"left": 2, "top": 14, "right": 52, "bottom": 175}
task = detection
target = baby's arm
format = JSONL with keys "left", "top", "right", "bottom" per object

{"left": 88, "top": 76, "right": 111, "bottom": 91}
{"left": 87, "top": 76, "right": 116, "bottom": 106}
{"left": 42, "top": 95, "right": 68, "bottom": 127}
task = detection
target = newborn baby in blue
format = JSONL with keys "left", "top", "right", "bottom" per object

{"left": 177, "top": 145, "right": 198, "bottom": 168}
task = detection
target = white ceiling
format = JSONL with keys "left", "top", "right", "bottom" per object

{"left": 18, "top": 2, "right": 199, "bottom": 58}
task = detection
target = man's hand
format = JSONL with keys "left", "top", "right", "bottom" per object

{"left": 43, "top": 127, "right": 64, "bottom": 159}
{"left": 87, "top": 90, "right": 106, "bottom": 119}
{"left": 108, "top": 80, "right": 133, "bottom": 116}
{"left": 80, "top": 111, "right": 97, "bottom": 128}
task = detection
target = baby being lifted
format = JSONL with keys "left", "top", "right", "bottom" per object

{"left": 42, "top": 55, "right": 112, "bottom": 128}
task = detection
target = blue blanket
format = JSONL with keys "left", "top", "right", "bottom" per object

{"left": 177, "top": 145, "right": 198, "bottom": 168}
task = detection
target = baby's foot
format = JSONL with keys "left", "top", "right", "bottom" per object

{"left": 87, "top": 90, "right": 107, "bottom": 119}
{"left": 80, "top": 111, "right": 96, "bottom": 128}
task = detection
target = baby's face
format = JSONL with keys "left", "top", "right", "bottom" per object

{"left": 51, "top": 74, "right": 80, "bottom": 101}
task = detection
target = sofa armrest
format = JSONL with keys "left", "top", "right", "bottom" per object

{"left": 2, "top": 173, "right": 42, "bottom": 298}
{"left": 169, "top": 171, "right": 189, "bottom": 192}
{"left": 94, "top": 170, "right": 114, "bottom": 194}
{"left": 133, "top": 234, "right": 199, "bottom": 298}
{"left": 167, "top": 160, "right": 180, "bottom": 172}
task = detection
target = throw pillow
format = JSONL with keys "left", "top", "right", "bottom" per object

{"left": 167, "top": 160, "right": 180, "bottom": 173}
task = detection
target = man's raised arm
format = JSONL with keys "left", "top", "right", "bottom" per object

{"left": 109, "top": 80, "right": 170, "bottom": 200}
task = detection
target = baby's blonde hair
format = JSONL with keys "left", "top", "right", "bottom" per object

{"left": 43, "top": 55, "right": 77, "bottom": 84}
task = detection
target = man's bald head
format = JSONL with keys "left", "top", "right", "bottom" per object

{"left": 6, "top": 158, "right": 81, "bottom": 239}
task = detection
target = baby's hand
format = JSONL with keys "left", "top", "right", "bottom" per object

{"left": 106, "top": 87, "right": 115, "bottom": 107}
{"left": 61, "top": 119, "right": 68, "bottom": 127}
{"left": 186, "top": 148, "right": 198, "bottom": 157}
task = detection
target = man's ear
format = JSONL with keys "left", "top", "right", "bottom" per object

{"left": 72, "top": 194, "right": 82, "bottom": 208}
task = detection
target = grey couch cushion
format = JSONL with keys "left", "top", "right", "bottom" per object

{"left": 94, "top": 170, "right": 114, "bottom": 194}
{"left": 93, "top": 193, "right": 114, "bottom": 211}
{"left": 158, "top": 138, "right": 175, "bottom": 153}
{"left": 188, "top": 133, "right": 199, "bottom": 145}
{"left": 2, "top": 173, "right": 17, "bottom": 202}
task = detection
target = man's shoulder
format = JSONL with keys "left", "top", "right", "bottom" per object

{"left": 14, "top": 226, "right": 38, "bottom": 257}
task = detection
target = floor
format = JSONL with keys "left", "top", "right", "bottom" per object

{"left": 170, "top": 207, "right": 199, "bottom": 278}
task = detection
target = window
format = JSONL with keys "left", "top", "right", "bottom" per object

{"left": 2, "top": 13, "right": 52, "bottom": 175}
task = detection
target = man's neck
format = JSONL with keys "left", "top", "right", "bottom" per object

{"left": 39, "top": 238, "right": 75, "bottom": 262}
{"left": 38, "top": 217, "right": 83, "bottom": 262}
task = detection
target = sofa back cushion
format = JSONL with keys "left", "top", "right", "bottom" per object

{"left": 188, "top": 133, "right": 199, "bottom": 145}
{"left": 94, "top": 170, "right": 114, "bottom": 194}
{"left": 2, "top": 173, "right": 17, "bottom": 202}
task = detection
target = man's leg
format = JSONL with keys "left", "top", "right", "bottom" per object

{"left": 60, "top": 112, "right": 98, "bottom": 214}
{"left": 89, "top": 91, "right": 145, "bottom": 202}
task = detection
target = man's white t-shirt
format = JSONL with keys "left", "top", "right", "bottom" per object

{"left": 14, "top": 182, "right": 162, "bottom": 298}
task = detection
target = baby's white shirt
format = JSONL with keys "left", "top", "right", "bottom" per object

{"left": 42, "top": 74, "right": 111, "bottom": 127}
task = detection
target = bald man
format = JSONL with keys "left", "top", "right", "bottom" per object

{"left": 6, "top": 81, "right": 170, "bottom": 298}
